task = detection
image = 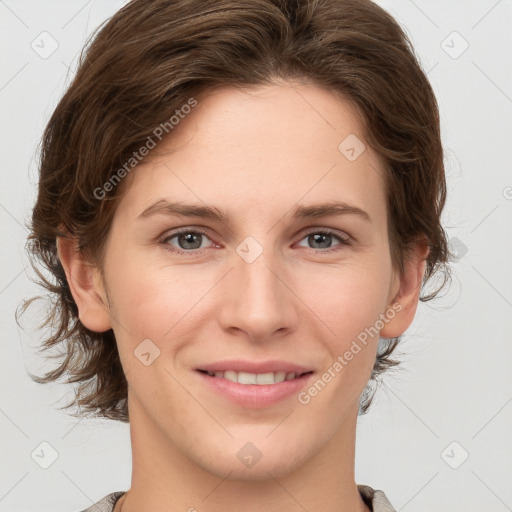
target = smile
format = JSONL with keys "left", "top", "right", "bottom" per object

{"left": 198, "top": 369, "right": 313, "bottom": 385}
{"left": 195, "top": 369, "right": 315, "bottom": 408}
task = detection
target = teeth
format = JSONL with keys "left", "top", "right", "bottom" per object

{"left": 205, "top": 370, "right": 300, "bottom": 385}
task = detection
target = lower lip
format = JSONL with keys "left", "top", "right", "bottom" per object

{"left": 195, "top": 370, "right": 314, "bottom": 408}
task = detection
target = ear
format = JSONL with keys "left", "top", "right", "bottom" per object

{"left": 380, "top": 239, "right": 430, "bottom": 338}
{"left": 56, "top": 235, "right": 112, "bottom": 332}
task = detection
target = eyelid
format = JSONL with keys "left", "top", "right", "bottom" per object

{"left": 160, "top": 225, "right": 352, "bottom": 241}
{"left": 300, "top": 226, "right": 352, "bottom": 242}
{"left": 159, "top": 225, "right": 353, "bottom": 254}
{"left": 160, "top": 226, "right": 214, "bottom": 245}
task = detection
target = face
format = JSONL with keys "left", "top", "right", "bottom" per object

{"left": 85, "top": 81, "right": 405, "bottom": 480}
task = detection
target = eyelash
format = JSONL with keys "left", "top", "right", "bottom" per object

{"left": 160, "top": 227, "right": 352, "bottom": 256}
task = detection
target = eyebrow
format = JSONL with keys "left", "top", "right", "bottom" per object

{"left": 137, "top": 199, "right": 372, "bottom": 223}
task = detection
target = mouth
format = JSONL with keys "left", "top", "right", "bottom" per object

{"left": 195, "top": 367, "right": 315, "bottom": 408}
{"left": 196, "top": 369, "right": 314, "bottom": 385}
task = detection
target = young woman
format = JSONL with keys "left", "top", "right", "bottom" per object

{"left": 24, "top": 0, "right": 450, "bottom": 510}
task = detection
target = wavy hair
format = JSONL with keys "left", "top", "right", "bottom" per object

{"left": 18, "top": 0, "right": 452, "bottom": 422}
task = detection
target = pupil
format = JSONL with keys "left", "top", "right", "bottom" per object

{"left": 311, "top": 233, "right": 330, "bottom": 249}
{"left": 180, "top": 233, "right": 201, "bottom": 249}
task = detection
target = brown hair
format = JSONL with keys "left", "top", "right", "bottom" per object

{"left": 19, "top": 0, "right": 451, "bottom": 422}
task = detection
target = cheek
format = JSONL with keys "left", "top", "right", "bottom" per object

{"left": 105, "top": 265, "right": 196, "bottom": 392}
{"left": 299, "top": 262, "right": 388, "bottom": 387}
{"left": 301, "top": 260, "right": 389, "bottom": 337}
{"left": 108, "top": 269, "right": 193, "bottom": 340}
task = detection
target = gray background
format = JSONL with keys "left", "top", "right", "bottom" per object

{"left": 1, "top": 1, "right": 511, "bottom": 511}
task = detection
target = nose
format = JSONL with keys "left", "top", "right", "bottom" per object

{"left": 217, "top": 243, "right": 299, "bottom": 341}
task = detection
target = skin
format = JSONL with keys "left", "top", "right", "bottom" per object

{"left": 58, "top": 80, "right": 428, "bottom": 512}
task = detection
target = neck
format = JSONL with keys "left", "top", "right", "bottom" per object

{"left": 116, "top": 394, "right": 370, "bottom": 512}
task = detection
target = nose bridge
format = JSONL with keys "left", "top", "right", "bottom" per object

{"left": 219, "top": 235, "right": 296, "bottom": 337}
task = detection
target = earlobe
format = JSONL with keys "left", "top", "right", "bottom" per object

{"left": 56, "top": 236, "right": 112, "bottom": 333}
{"left": 380, "top": 241, "right": 430, "bottom": 339}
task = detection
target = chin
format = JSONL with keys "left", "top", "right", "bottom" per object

{"left": 193, "top": 435, "right": 314, "bottom": 482}
{"left": 204, "top": 454, "right": 306, "bottom": 483}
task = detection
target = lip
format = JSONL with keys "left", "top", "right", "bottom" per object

{"left": 195, "top": 368, "right": 315, "bottom": 409}
{"left": 196, "top": 359, "right": 313, "bottom": 375}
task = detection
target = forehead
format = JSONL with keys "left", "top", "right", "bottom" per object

{"left": 115, "top": 82, "right": 387, "bottom": 227}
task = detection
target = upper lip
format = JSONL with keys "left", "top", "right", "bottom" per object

{"left": 196, "top": 360, "right": 314, "bottom": 375}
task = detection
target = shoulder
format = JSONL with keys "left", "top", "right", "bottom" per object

{"left": 357, "top": 484, "right": 397, "bottom": 512}
{"left": 75, "top": 491, "right": 126, "bottom": 512}
{"left": 76, "top": 487, "right": 394, "bottom": 512}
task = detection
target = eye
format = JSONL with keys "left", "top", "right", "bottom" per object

{"left": 161, "top": 228, "right": 215, "bottom": 254}
{"left": 160, "top": 227, "right": 352, "bottom": 256}
{"left": 296, "top": 229, "right": 352, "bottom": 253}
